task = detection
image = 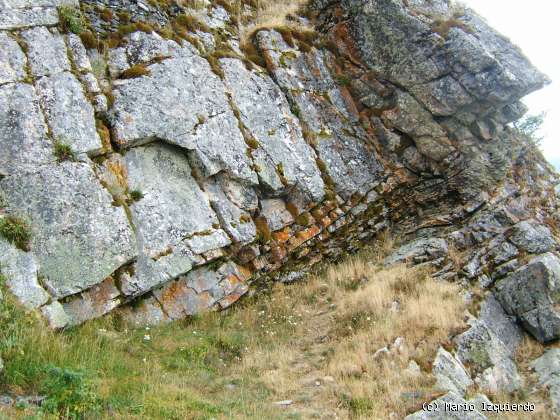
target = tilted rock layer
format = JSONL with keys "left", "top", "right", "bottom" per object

{"left": 0, "top": 0, "right": 558, "bottom": 346}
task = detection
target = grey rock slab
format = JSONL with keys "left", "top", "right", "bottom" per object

{"left": 381, "top": 90, "right": 454, "bottom": 161}
{"left": 221, "top": 58, "right": 324, "bottom": 202}
{"left": 112, "top": 47, "right": 257, "bottom": 185}
{"left": 509, "top": 220, "right": 556, "bottom": 254}
{"left": 0, "top": 82, "right": 53, "bottom": 176}
{"left": 1, "top": 0, "right": 77, "bottom": 7}
{"left": 256, "top": 30, "right": 383, "bottom": 200}
{"left": 479, "top": 295, "right": 523, "bottom": 356}
{"left": 259, "top": 198, "right": 294, "bottom": 232}
{"left": 124, "top": 143, "right": 228, "bottom": 295}
{"left": 384, "top": 238, "right": 448, "bottom": 266}
{"left": 433, "top": 347, "right": 474, "bottom": 396}
{"left": 531, "top": 348, "right": 560, "bottom": 412}
{"left": 66, "top": 33, "right": 92, "bottom": 72}
{"left": 21, "top": 27, "right": 70, "bottom": 77}
{"left": 62, "top": 277, "right": 121, "bottom": 326}
{"left": 531, "top": 349, "right": 560, "bottom": 413}
{"left": 405, "top": 392, "right": 487, "bottom": 420}
{"left": 0, "top": 162, "right": 137, "bottom": 298}
{"left": 0, "top": 238, "right": 49, "bottom": 309}
{"left": 0, "top": 32, "right": 27, "bottom": 85}
{"left": 455, "top": 320, "right": 522, "bottom": 394}
{"left": 494, "top": 252, "right": 560, "bottom": 343}
{"left": 202, "top": 177, "right": 257, "bottom": 245}
{"left": 0, "top": 7, "right": 58, "bottom": 30}
{"left": 40, "top": 301, "right": 70, "bottom": 329}
{"left": 36, "top": 72, "right": 103, "bottom": 156}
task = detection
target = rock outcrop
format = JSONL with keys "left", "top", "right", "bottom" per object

{"left": 0, "top": 0, "right": 557, "bottom": 349}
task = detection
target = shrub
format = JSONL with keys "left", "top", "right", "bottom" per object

{"left": 119, "top": 64, "right": 151, "bottom": 79}
{"left": 58, "top": 6, "right": 85, "bottom": 34}
{"left": 53, "top": 139, "right": 76, "bottom": 162}
{"left": 40, "top": 366, "right": 101, "bottom": 418}
{"left": 0, "top": 216, "right": 32, "bottom": 251}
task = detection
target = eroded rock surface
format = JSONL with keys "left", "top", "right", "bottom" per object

{"left": 0, "top": 0, "right": 557, "bottom": 356}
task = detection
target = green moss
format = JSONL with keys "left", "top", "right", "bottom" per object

{"left": 0, "top": 216, "right": 32, "bottom": 251}
{"left": 254, "top": 216, "right": 272, "bottom": 242}
{"left": 53, "top": 139, "right": 76, "bottom": 162}
{"left": 245, "top": 137, "right": 260, "bottom": 150}
{"left": 100, "top": 8, "right": 113, "bottom": 23}
{"left": 279, "top": 51, "right": 297, "bottom": 68}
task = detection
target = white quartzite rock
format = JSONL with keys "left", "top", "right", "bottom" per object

{"left": 0, "top": 82, "right": 53, "bottom": 176}
{"left": 0, "top": 32, "right": 27, "bottom": 85}
{"left": 221, "top": 58, "right": 325, "bottom": 203}
{"left": 123, "top": 143, "right": 229, "bottom": 296}
{"left": 433, "top": 347, "right": 473, "bottom": 396}
{"left": 531, "top": 348, "right": 560, "bottom": 414}
{"left": 0, "top": 162, "right": 137, "bottom": 298}
{"left": 0, "top": 7, "right": 59, "bottom": 30}
{"left": 455, "top": 320, "right": 522, "bottom": 394}
{"left": 21, "top": 27, "right": 70, "bottom": 77}
{"left": 112, "top": 44, "right": 257, "bottom": 185}
{"left": 0, "top": 238, "right": 49, "bottom": 309}
{"left": 36, "top": 72, "right": 103, "bottom": 156}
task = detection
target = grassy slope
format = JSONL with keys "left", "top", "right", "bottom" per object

{"left": 1, "top": 247, "right": 551, "bottom": 419}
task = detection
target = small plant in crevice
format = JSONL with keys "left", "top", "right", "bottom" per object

{"left": 58, "top": 6, "right": 85, "bottom": 35}
{"left": 118, "top": 64, "right": 151, "bottom": 79}
{"left": 53, "top": 139, "right": 77, "bottom": 162}
{"left": 0, "top": 216, "right": 32, "bottom": 251}
{"left": 129, "top": 190, "right": 144, "bottom": 202}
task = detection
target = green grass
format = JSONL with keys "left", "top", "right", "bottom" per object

{"left": 0, "top": 280, "right": 297, "bottom": 419}
{"left": 58, "top": 6, "right": 85, "bottom": 35}
{"left": 0, "top": 216, "right": 31, "bottom": 251}
{"left": 53, "top": 140, "right": 76, "bottom": 163}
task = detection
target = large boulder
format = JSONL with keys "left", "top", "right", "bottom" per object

{"left": 531, "top": 349, "right": 560, "bottom": 414}
{"left": 455, "top": 320, "right": 522, "bottom": 393}
{"left": 494, "top": 253, "right": 560, "bottom": 343}
{"left": 384, "top": 238, "right": 448, "bottom": 266}
{"left": 508, "top": 220, "right": 557, "bottom": 254}
{"left": 432, "top": 347, "right": 474, "bottom": 396}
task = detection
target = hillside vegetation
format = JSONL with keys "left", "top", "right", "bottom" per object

{"left": 1, "top": 245, "right": 468, "bottom": 419}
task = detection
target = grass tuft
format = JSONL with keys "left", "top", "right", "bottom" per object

{"left": 0, "top": 216, "right": 32, "bottom": 251}
{"left": 53, "top": 139, "right": 76, "bottom": 162}
{"left": 58, "top": 6, "right": 85, "bottom": 34}
{"left": 119, "top": 64, "right": 151, "bottom": 79}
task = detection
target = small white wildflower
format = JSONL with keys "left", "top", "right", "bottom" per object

{"left": 143, "top": 334, "right": 151, "bottom": 341}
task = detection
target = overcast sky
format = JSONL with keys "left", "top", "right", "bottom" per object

{"left": 462, "top": 0, "right": 559, "bottom": 170}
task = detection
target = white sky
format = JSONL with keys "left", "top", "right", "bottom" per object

{"left": 462, "top": 0, "right": 559, "bottom": 169}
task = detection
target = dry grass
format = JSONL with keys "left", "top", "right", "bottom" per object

{"left": 1, "top": 242, "right": 467, "bottom": 419}
{"left": 234, "top": 249, "right": 467, "bottom": 418}
{"left": 239, "top": 0, "right": 310, "bottom": 46}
